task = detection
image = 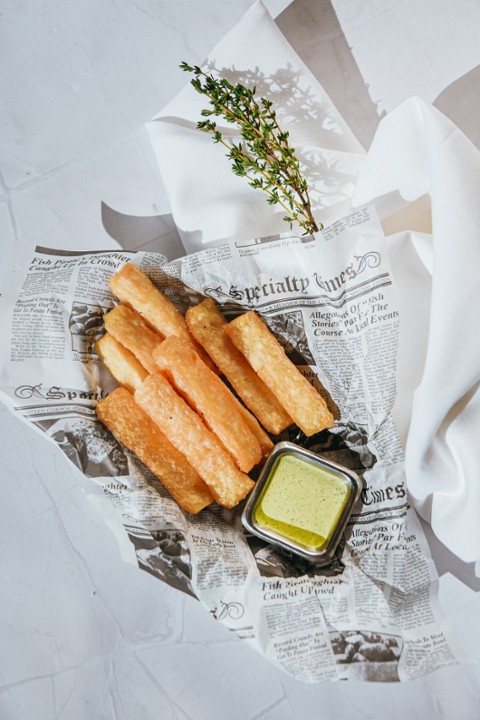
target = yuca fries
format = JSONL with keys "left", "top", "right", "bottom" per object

{"left": 95, "top": 333, "right": 148, "bottom": 393}
{"left": 186, "top": 299, "right": 292, "bottom": 435}
{"left": 153, "top": 336, "right": 263, "bottom": 472}
{"left": 135, "top": 373, "right": 255, "bottom": 508}
{"left": 225, "top": 311, "right": 334, "bottom": 437}
{"left": 97, "top": 387, "right": 213, "bottom": 514}
{"left": 103, "top": 304, "right": 162, "bottom": 374}
{"left": 109, "top": 262, "right": 214, "bottom": 369}
{"left": 233, "top": 399, "right": 273, "bottom": 459}
{"left": 97, "top": 262, "right": 337, "bottom": 511}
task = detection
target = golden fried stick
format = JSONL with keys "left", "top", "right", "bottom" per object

{"left": 186, "top": 299, "right": 292, "bottom": 434}
{"left": 135, "top": 373, "right": 254, "bottom": 508}
{"left": 225, "top": 311, "right": 334, "bottom": 436}
{"left": 153, "top": 336, "right": 262, "bottom": 472}
{"left": 95, "top": 333, "right": 148, "bottom": 393}
{"left": 96, "top": 387, "right": 213, "bottom": 514}
{"left": 109, "top": 262, "right": 215, "bottom": 369}
{"left": 234, "top": 399, "right": 274, "bottom": 459}
{"left": 103, "top": 304, "right": 162, "bottom": 374}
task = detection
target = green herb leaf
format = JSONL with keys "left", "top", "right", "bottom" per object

{"left": 180, "top": 62, "right": 321, "bottom": 235}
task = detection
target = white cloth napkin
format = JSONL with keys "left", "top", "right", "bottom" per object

{"left": 354, "top": 96, "right": 480, "bottom": 564}
{"left": 146, "top": 0, "right": 364, "bottom": 253}
{"left": 148, "top": 2, "right": 480, "bottom": 564}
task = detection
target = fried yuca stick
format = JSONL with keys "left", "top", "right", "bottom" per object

{"left": 95, "top": 332, "right": 148, "bottom": 393}
{"left": 96, "top": 387, "right": 213, "bottom": 514}
{"left": 186, "top": 299, "right": 292, "bottom": 435}
{"left": 153, "top": 336, "right": 262, "bottom": 472}
{"left": 109, "top": 262, "right": 215, "bottom": 369}
{"left": 135, "top": 373, "right": 255, "bottom": 508}
{"left": 103, "top": 304, "right": 162, "bottom": 374}
{"left": 234, "top": 399, "right": 274, "bottom": 459}
{"left": 225, "top": 311, "right": 334, "bottom": 436}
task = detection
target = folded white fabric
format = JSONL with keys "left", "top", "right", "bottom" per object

{"left": 354, "top": 96, "right": 480, "bottom": 564}
{"left": 147, "top": 0, "right": 364, "bottom": 252}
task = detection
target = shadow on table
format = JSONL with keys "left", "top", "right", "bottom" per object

{"left": 101, "top": 202, "right": 185, "bottom": 259}
{"left": 420, "top": 516, "right": 480, "bottom": 591}
{"left": 434, "top": 64, "right": 480, "bottom": 151}
{"left": 276, "top": 0, "right": 384, "bottom": 149}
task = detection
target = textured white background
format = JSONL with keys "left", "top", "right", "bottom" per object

{"left": 1, "top": 2, "right": 480, "bottom": 718}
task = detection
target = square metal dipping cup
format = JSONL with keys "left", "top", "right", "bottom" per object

{"left": 242, "top": 441, "right": 362, "bottom": 565}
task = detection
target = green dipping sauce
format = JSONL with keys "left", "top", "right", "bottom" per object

{"left": 253, "top": 454, "right": 350, "bottom": 551}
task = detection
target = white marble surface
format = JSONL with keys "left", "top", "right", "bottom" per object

{"left": 1, "top": 1, "right": 480, "bottom": 718}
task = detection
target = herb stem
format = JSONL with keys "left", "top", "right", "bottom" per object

{"left": 180, "top": 62, "right": 321, "bottom": 235}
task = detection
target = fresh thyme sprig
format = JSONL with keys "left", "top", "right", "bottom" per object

{"left": 180, "top": 62, "right": 321, "bottom": 235}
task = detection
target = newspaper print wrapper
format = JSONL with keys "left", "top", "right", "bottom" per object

{"left": 0, "top": 208, "right": 467, "bottom": 683}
